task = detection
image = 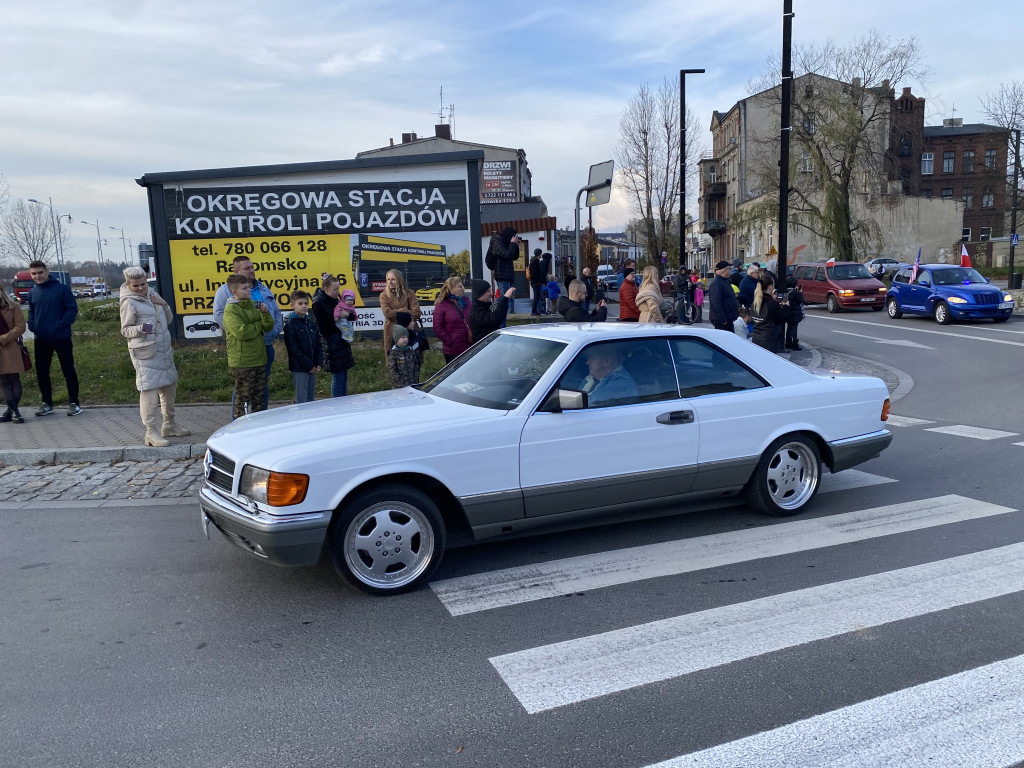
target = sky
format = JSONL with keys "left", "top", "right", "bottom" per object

{"left": 2, "top": 0, "right": 1022, "bottom": 268}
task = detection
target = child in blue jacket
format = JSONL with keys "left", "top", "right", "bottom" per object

{"left": 544, "top": 275, "right": 560, "bottom": 315}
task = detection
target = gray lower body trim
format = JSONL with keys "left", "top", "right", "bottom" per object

{"left": 689, "top": 455, "right": 758, "bottom": 493}
{"left": 458, "top": 489, "right": 525, "bottom": 527}
{"left": 827, "top": 429, "right": 893, "bottom": 473}
{"left": 199, "top": 486, "right": 331, "bottom": 567}
{"left": 522, "top": 465, "right": 699, "bottom": 519}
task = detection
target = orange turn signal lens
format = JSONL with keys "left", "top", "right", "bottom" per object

{"left": 880, "top": 398, "right": 891, "bottom": 422}
{"left": 266, "top": 472, "right": 309, "bottom": 506}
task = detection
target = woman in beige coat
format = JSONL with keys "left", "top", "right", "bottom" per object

{"left": 119, "top": 266, "right": 191, "bottom": 446}
{"left": 0, "top": 281, "right": 28, "bottom": 423}
{"left": 379, "top": 269, "right": 421, "bottom": 357}
{"left": 636, "top": 265, "right": 665, "bottom": 323}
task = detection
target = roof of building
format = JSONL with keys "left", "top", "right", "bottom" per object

{"left": 924, "top": 123, "right": 1009, "bottom": 138}
{"left": 357, "top": 136, "right": 525, "bottom": 158}
{"left": 481, "top": 217, "right": 558, "bottom": 237}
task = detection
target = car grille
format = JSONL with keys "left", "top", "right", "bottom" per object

{"left": 853, "top": 289, "right": 880, "bottom": 296}
{"left": 206, "top": 450, "right": 235, "bottom": 493}
{"left": 975, "top": 293, "right": 999, "bottom": 305}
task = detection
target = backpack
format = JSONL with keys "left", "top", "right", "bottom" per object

{"left": 485, "top": 238, "right": 498, "bottom": 271}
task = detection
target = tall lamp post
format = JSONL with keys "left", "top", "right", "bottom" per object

{"left": 777, "top": 0, "right": 795, "bottom": 283}
{"left": 679, "top": 68, "right": 705, "bottom": 270}
{"left": 1008, "top": 128, "right": 1020, "bottom": 287}
{"left": 81, "top": 220, "right": 106, "bottom": 282}
{"left": 108, "top": 226, "right": 131, "bottom": 269}
{"left": 26, "top": 197, "right": 67, "bottom": 275}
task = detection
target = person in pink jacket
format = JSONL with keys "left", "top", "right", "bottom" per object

{"left": 432, "top": 277, "right": 473, "bottom": 364}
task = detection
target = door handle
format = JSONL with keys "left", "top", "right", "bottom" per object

{"left": 657, "top": 410, "right": 694, "bottom": 425}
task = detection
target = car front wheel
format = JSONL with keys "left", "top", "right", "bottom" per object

{"left": 826, "top": 294, "right": 840, "bottom": 313}
{"left": 745, "top": 435, "right": 821, "bottom": 517}
{"left": 886, "top": 297, "right": 902, "bottom": 319}
{"left": 330, "top": 485, "right": 446, "bottom": 595}
{"left": 933, "top": 301, "right": 952, "bottom": 325}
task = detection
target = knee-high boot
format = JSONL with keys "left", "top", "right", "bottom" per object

{"left": 141, "top": 389, "right": 170, "bottom": 446}
{"left": 159, "top": 383, "right": 191, "bottom": 437}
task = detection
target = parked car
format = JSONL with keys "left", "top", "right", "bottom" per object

{"left": 199, "top": 324, "right": 893, "bottom": 595}
{"left": 659, "top": 270, "right": 679, "bottom": 296}
{"left": 793, "top": 261, "right": 887, "bottom": 313}
{"left": 885, "top": 264, "right": 1014, "bottom": 324}
{"left": 186, "top": 319, "right": 220, "bottom": 333}
{"left": 865, "top": 257, "right": 908, "bottom": 277}
{"left": 415, "top": 283, "right": 444, "bottom": 303}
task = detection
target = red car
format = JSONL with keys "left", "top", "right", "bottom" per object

{"left": 793, "top": 261, "right": 887, "bottom": 313}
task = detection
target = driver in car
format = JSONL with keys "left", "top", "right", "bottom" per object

{"left": 580, "top": 346, "right": 638, "bottom": 407}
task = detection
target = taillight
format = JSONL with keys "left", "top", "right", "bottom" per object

{"left": 880, "top": 399, "right": 891, "bottom": 422}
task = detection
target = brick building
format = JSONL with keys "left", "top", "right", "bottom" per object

{"left": 920, "top": 120, "right": 1009, "bottom": 242}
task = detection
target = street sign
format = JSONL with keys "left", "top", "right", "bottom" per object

{"left": 1013, "top": 233, "right": 1019, "bottom": 247}
{"left": 585, "top": 160, "right": 614, "bottom": 207}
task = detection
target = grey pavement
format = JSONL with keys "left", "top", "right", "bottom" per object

{"left": 0, "top": 323, "right": 910, "bottom": 506}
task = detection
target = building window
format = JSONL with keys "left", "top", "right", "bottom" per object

{"left": 898, "top": 136, "right": 912, "bottom": 157}
{"left": 803, "top": 112, "right": 816, "bottom": 135}
{"left": 961, "top": 228, "right": 971, "bottom": 242}
{"left": 985, "top": 149, "right": 997, "bottom": 168}
{"left": 941, "top": 188, "right": 953, "bottom": 198}
{"left": 943, "top": 151, "right": 955, "bottom": 173}
{"left": 962, "top": 187, "right": 974, "bottom": 208}
{"left": 921, "top": 189, "right": 933, "bottom": 198}
{"left": 982, "top": 189, "right": 994, "bottom": 208}
{"left": 963, "top": 150, "right": 974, "bottom": 172}
{"left": 980, "top": 227, "right": 992, "bottom": 241}
{"left": 800, "top": 151, "right": 812, "bottom": 173}
{"left": 921, "top": 153, "right": 934, "bottom": 175}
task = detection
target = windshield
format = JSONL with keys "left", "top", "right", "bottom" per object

{"left": 933, "top": 267, "right": 986, "bottom": 285}
{"left": 828, "top": 264, "right": 873, "bottom": 280}
{"left": 421, "top": 333, "right": 567, "bottom": 410}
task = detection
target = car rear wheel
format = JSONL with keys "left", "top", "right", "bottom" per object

{"left": 826, "top": 294, "right": 840, "bottom": 313}
{"left": 745, "top": 435, "right": 821, "bottom": 517}
{"left": 933, "top": 301, "right": 952, "bottom": 325}
{"left": 886, "top": 297, "right": 903, "bottom": 319}
{"left": 330, "top": 485, "right": 446, "bottom": 595}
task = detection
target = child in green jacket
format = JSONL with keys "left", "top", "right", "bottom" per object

{"left": 223, "top": 274, "right": 275, "bottom": 419}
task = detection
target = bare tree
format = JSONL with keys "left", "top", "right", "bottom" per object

{"left": 616, "top": 77, "right": 703, "bottom": 272}
{"left": 0, "top": 198, "right": 67, "bottom": 267}
{"left": 981, "top": 80, "right": 1023, "bottom": 200}
{"left": 740, "top": 31, "right": 927, "bottom": 260}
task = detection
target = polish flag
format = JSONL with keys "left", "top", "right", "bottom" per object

{"left": 960, "top": 243, "right": 972, "bottom": 268}
{"left": 825, "top": 257, "right": 835, "bottom": 267}
{"left": 910, "top": 248, "right": 922, "bottom": 282}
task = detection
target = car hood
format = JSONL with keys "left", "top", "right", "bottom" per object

{"left": 933, "top": 283, "right": 1002, "bottom": 296}
{"left": 833, "top": 277, "right": 885, "bottom": 289}
{"left": 208, "top": 388, "right": 500, "bottom": 469}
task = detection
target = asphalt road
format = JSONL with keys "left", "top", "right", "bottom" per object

{"left": 3, "top": 318, "right": 1024, "bottom": 767}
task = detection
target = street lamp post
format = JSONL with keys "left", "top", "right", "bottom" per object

{"left": 679, "top": 68, "right": 705, "bottom": 270}
{"left": 1008, "top": 128, "right": 1020, "bottom": 287}
{"left": 109, "top": 226, "right": 129, "bottom": 266}
{"left": 26, "top": 197, "right": 66, "bottom": 275}
{"left": 81, "top": 220, "right": 105, "bottom": 282}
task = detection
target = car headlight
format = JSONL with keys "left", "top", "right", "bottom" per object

{"left": 947, "top": 296, "right": 967, "bottom": 304}
{"left": 1005, "top": 294, "right": 1015, "bottom": 303}
{"left": 239, "top": 465, "right": 309, "bottom": 506}
{"left": 838, "top": 289, "right": 854, "bottom": 296}
{"left": 878, "top": 287, "right": 887, "bottom": 293}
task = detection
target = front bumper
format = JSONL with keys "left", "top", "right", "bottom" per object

{"left": 838, "top": 295, "right": 885, "bottom": 308}
{"left": 827, "top": 429, "right": 893, "bottom": 472}
{"left": 948, "top": 304, "right": 1013, "bottom": 320}
{"left": 199, "top": 485, "right": 331, "bottom": 567}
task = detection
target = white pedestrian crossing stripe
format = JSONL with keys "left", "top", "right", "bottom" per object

{"left": 924, "top": 424, "right": 1020, "bottom": 440}
{"left": 817, "top": 468, "right": 895, "bottom": 493}
{"left": 432, "top": 493, "right": 1007, "bottom": 617}
{"left": 642, "top": 654, "right": 1024, "bottom": 767}
{"left": 885, "top": 415, "right": 935, "bottom": 427}
{"left": 490, "top": 538, "right": 1024, "bottom": 713}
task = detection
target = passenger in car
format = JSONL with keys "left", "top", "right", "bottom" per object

{"left": 580, "top": 345, "right": 638, "bottom": 407}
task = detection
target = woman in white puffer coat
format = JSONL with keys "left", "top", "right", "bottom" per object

{"left": 119, "top": 266, "right": 191, "bottom": 446}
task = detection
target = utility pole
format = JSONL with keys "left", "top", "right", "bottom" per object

{"left": 1009, "top": 128, "right": 1020, "bottom": 287}
{"left": 679, "top": 68, "right": 705, "bottom": 270}
{"left": 777, "top": 0, "right": 795, "bottom": 285}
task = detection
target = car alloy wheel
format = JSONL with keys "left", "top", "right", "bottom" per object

{"left": 826, "top": 294, "right": 840, "bottom": 313}
{"left": 886, "top": 297, "right": 903, "bottom": 319}
{"left": 331, "top": 485, "right": 445, "bottom": 594}
{"left": 745, "top": 435, "right": 821, "bottom": 517}
{"left": 933, "top": 301, "right": 952, "bottom": 325}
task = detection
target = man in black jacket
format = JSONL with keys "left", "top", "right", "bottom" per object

{"left": 528, "top": 248, "right": 545, "bottom": 316}
{"left": 487, "top": 227, "right": 520, "bottom": 316}
{"left": 558, "top": 279, "right": 607, "bottom": 323}
{"left": 26, "top": 260, "right": 82, "bottom": 416}
{"left": 707, "top": 260, "right": 740, "bottom": 331}
{"left": 469, "top": 280, "right": 513, "bottom": 340}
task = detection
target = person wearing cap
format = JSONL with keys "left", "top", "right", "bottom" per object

{"left": 387, "top": 321, "right": 421, "bottom": 389}
{"left": 707, "top": 260, "right": 740, "bottom": 331}
{"left": 618, "top": 267, "right": 640, "bottom": 322}
{"left": 469, "top": 279, "right": 513, "bottom": 341}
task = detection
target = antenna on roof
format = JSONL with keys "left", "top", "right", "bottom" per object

{"left": 432, "top": 85, "right": 455, "bottom": 139}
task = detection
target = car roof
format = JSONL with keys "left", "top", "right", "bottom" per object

{"left": 800, "top": 261, "right": 860, "bottom": 266}
{"left": 498, "top": 322, "right": 726, "bottom": 344}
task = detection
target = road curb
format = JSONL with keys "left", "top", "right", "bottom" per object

{"left": 0, "top": 443, "right": 208, "bottom": 467}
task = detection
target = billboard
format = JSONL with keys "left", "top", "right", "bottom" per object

{"left": 481, "top": 160, "right": 517, "bottom": 203}
{"left": 139, "top": 154, "right": 482, "bottom": 336}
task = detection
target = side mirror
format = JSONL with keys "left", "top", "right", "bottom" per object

{"left": 540, "top": 389, "right": 588, "bottom": 412}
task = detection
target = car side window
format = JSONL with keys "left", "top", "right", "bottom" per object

{"left": 794, "top": 266, "right": 806, "bottom": 281}
{"left": 915, "top": 272, "right": 931, "bottom": 286}
{"left": 892, "top": 269, "right": 910, "bottom": 284}
{"left": 669, "top": 339, "right": 767, "bottom": 398}
{"left": 814, "top": 268, "right": 826, "bottom": 282}
{"left": 557, "top": 339, "right": 677, "bottom": 409}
